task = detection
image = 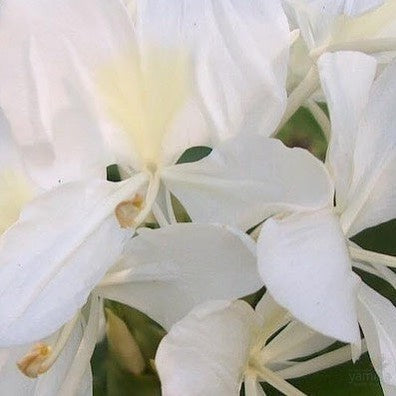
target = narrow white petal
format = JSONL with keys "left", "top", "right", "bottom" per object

{"left": 285, "top": 0, "right": 385, "bottom": 49}
{"left": 98, "top": 223, "right": 262, "bottom": 330}
{"left": 319, "top": 53, "right": 396, "bottom": 236}
{"left": 257, "top": 208, "right": 360, "bottom": 343}
{"left": 0, "top": 174, "right": 147, "bottom": 345}
{"left": 342, "top": 60, "right": 396, "bottom": 235}
{"left": 163, "top": 135, "right": 333, "bottom": 231}
{"left": 318, "top": 51, "right": 377, "bottom": 213}
{"left": 156, "top": 300, "right": 257, "bottom": 396}
{"left": 264, "top": 321, "right": 334, "bottom": 363}
{"left": 358, "top": 284, "right": 396, "bottom": 395}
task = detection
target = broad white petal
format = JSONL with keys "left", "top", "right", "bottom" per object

{"left": 194, "top": 0, "right": 290, "bottom": 139}
{"left": 156, "top": 300, "right": 257, "bottom": 396}
{"left": 98, "top": 224, "right": 262, "bottom": 330}
{"left": 318, "top": 51, "right": 377, "bottom": 214}
{"left": 163, "top": 135, "right": 333, "bottom": 230}
{"left": 302, "top": 0, "right": 384, "bottom": 16}
{"left": 257, "top": 208, "right": 360, "bottom": 343}
{"left": 0, "top": 0, "right": 125, "bottom": 183}
{"left": 0, "top": 174, "right": 147, "bottom": 345}
{"left": 358, "top": 284, "right": 396, "bottom": 395}
{"left": 137, "top": 0, "right": 290, "bottom": 141}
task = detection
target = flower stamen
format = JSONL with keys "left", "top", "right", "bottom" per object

{"left": 115, "top": 194, "right": 144, "bottom": 228}
{"left": 17, "top": 343, "right": 52, "bottom": 378}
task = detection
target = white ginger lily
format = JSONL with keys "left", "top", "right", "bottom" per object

{"left": 97, "top": 223, "right": 263, "bottom": 331}
{"left": 1, "top": 2, "right": 327, "bottom": 390}
{"left": 281, "top": 0, "right": 396, "bottom": 129}
{"left": 0, "top": 0, "right": 293, "bottom": 347}
{"left": 155, "top": 295, "right": 337, "bottom": 396}
{"left": 284, "top": 0, "right": 395, "bottom": 53}
{"left": 0, "top": 111, "right": 263, "bottom": 392}
{"left": 0, "top": 117, "right": 103, "bottom": 394}
{"left": 257, "top": 51, "right": 396, "bottom": 394}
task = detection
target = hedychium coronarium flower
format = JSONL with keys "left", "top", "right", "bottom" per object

{"left": 0, "top": 110, "right": 267, "bottom": 392}
{"left": 0, "top": 0, "right": 340, "bottom": 351}
{"left": 0, "top": 0, "right": 292, "bottom": 345}
{"left": 0, "top": 116, "right": 105, "bottom": 394}
{"left": 256, "top": 51, "right": 396, "bottom": 394}
{"left": 1, "top": 297, "right": 100, "bottom": 396}
{"left": 279, "top": 0, "right": 396, "bottom": 131}
{"left": 155, "top": 294, "right": 343, "bottom": 396}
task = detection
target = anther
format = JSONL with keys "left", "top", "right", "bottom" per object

{"left": 17, "top": 343, "right": 52, "bottom": 378}
{"left": 115, "top": 193, "right": 144, "bottom": 228}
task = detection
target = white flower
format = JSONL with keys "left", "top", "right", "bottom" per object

{"left": 155, "top": 295, "right": 334, "bottom": 396}
{"left": 284, "top": 0, "right": 395, "bottom": 52}
{"left": 0, "top": 0, "right": 292, "bottom": 346}
{"left": 283, "top": 0, "right": 396, "bottom": 107}
{"left": 257, "top": 51, "right": 396, "bottom": 393}
{"left": 0, "top": 110, "right": 105, "bottom": 393}
{"left": 97, "top": 223, "right": 263, "bottom": 331}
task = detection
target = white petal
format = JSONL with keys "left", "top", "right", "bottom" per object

{"left": 319, "top": 53, "right": 396, "bottom": 235}
{"left": 194, "top": 0, "right": 290, "bottom": 139}
{"left": 0, "top": 113, "right": 36, "bottom": 234}
{"left": 0, "top": 316, "right": 92, "bottom": 396}
{"left": 285, "top": 0, "right": 385, "bottom": 49}
{"left": 0, "top": 174, "right": 147, "bottom": 345}
{"left": 137, "top": 0, "right": 290, "bottom": 140}
{"left": 318, "top": 51, "right": 377, "bottom": 214}
{"left": 358, "top": 284, "right": 396, "bottom": 395}
{"left": 257, "top": 208, "right": 360, "bottom": 343}
{"left": 56, "top": 297, "right": 101, "bottom": 396}
{"left": 155, "top": 300, "right": 257, "bottom": 396}
{"left": 163, "top": 135, "right": 333, "bottom": 230}
{"left": 263, "top": 321, "right": 334, "bottom": 363}
{"left": 302, "top": 0, "right": 384, "bottom": 17}
{"left": 0, "top": 0, "right": 126, "bottom": 184}
{"left": 341, "top": 60, "right": 396, "bottom": 235}
{"left": 98, "top": 223, "right": 262, "bottom": 330}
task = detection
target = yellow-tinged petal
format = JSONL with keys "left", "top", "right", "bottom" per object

{"left": 0, "top": 169, "right": 34, "bottom": 234}
{"left": 332, "top": 1, "right": 396, "bottom": 42}
{"left": 97, "top": 48, "right": 190, "bottom": 167}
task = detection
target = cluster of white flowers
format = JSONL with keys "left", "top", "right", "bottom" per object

{"left": 0, "top": 0, "right": 395, "bottom": 395}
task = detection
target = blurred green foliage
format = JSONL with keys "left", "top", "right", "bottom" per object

{"left": 95, "top": 107, "right": 394, "bottom": 395}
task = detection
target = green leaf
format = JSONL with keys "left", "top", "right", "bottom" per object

{"left": 261, "top": 353, "right": 382, "bottom": 396}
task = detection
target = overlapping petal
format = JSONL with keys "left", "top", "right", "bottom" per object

{"left": 0, "top": 174, "right": 147, "bottom": 345}
{"left": 0, "top": 0, "right": 121, "bottom": 185}
{"left": 98, "top": 224, "right": 262, "bottom": 330}
{"left": 318, "top": 51, "right": 377, "bottom": 212}
{"left": 319, "top": 52, "right": 396, "bottom": 235}
{"left": 155, "top": 300, "right": 257, "bottom": 396}
{"left": 163, "top": 135, "right": 333, "bottom": 230}
{"left": 357, "top": 283, "right": 396, "bottom": 395}
{"left": 257, "top": 208, "right": 360, "bottom": 343}
{"left": 0, "top": 317, "right": 92, "bottom": 396}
